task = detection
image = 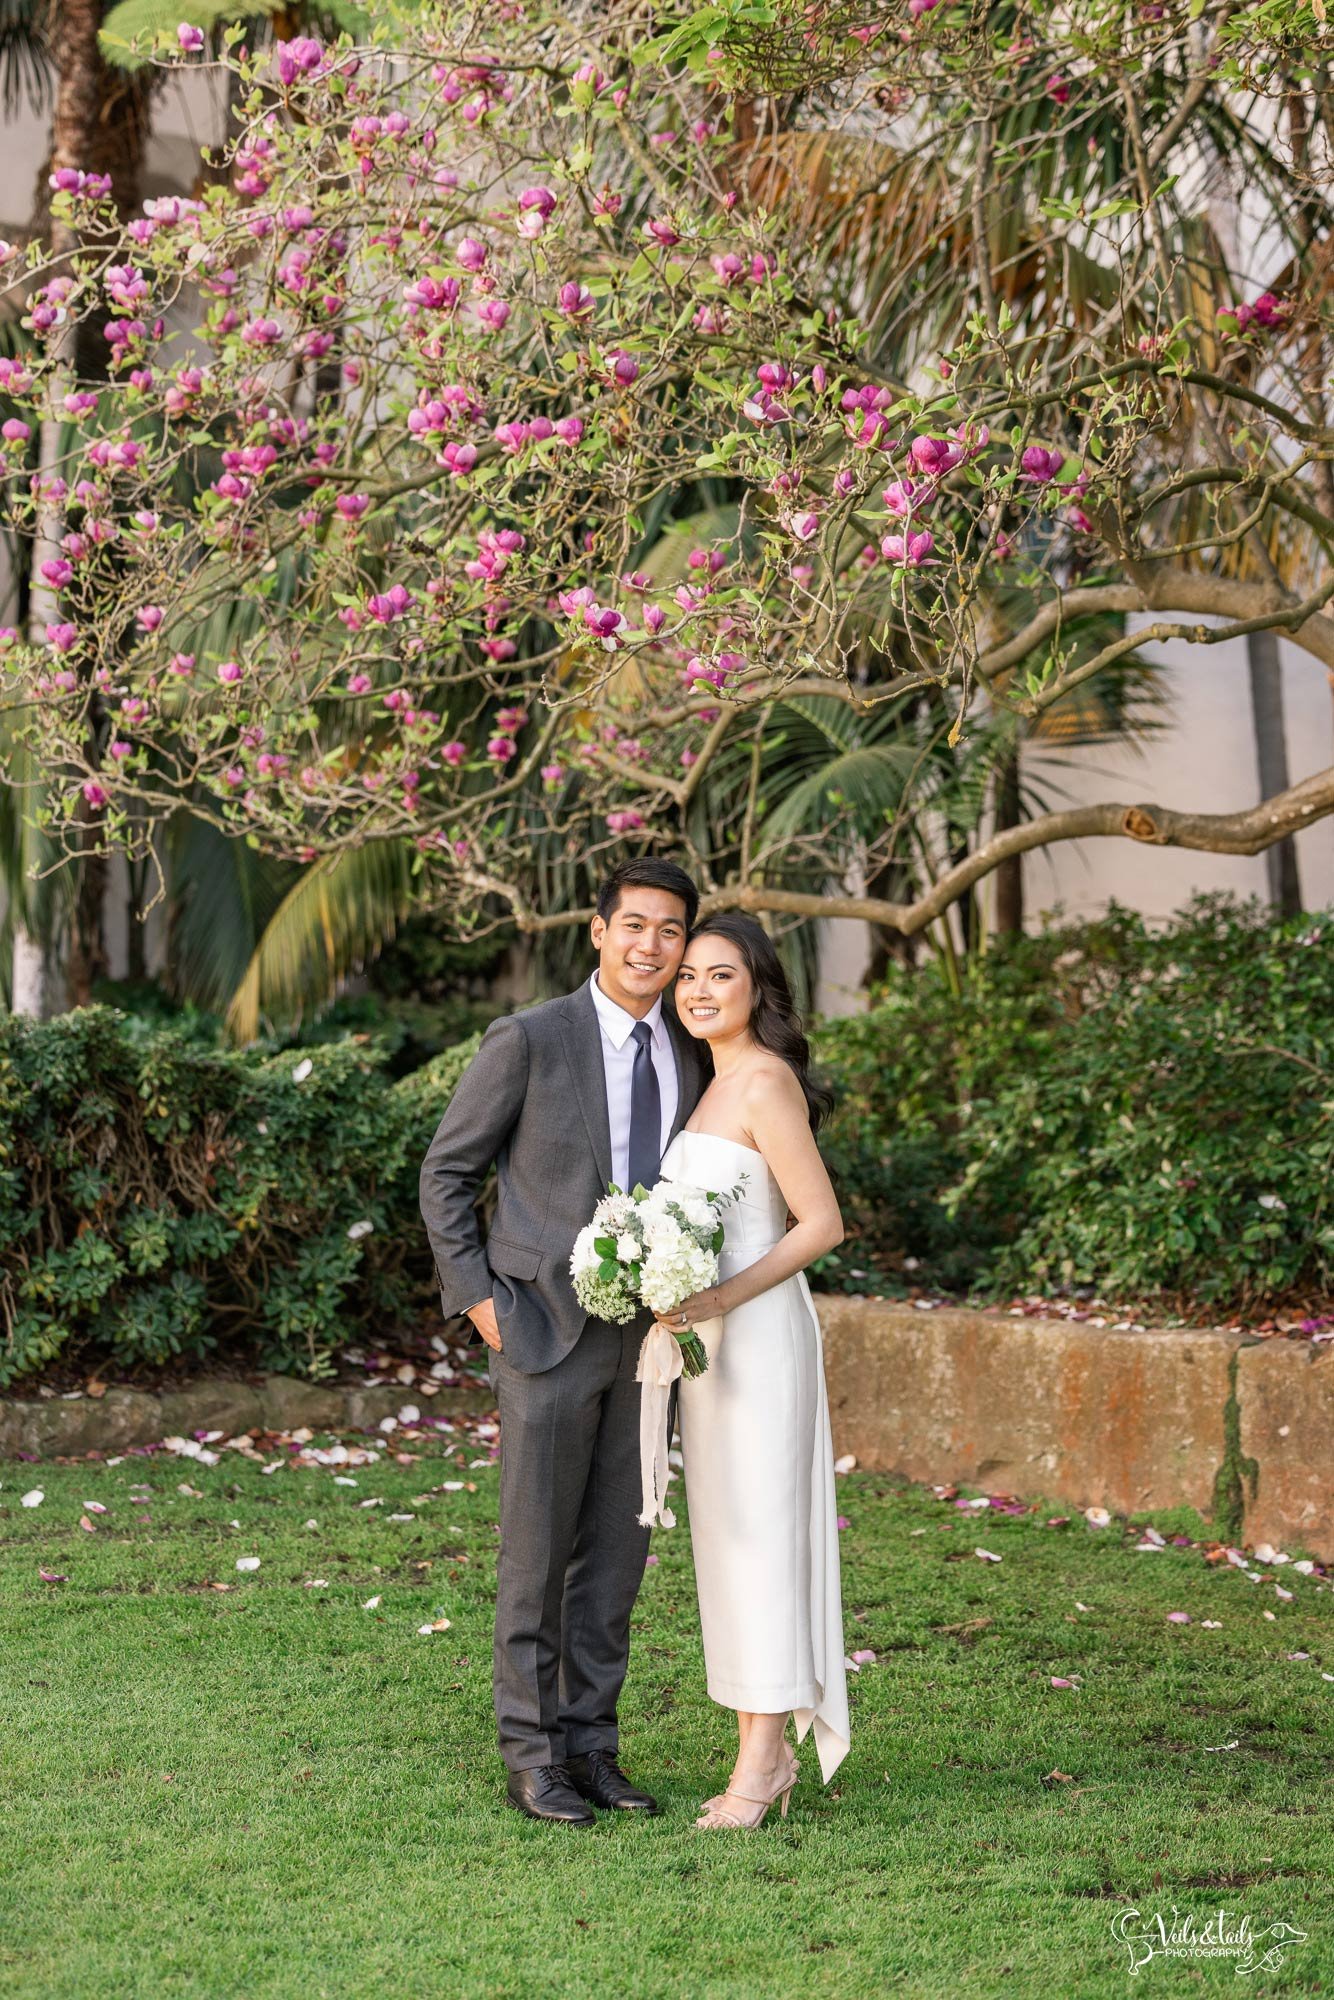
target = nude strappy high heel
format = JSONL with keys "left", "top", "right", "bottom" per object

{"left": 695, "top": 1751, "right": 800, "bottom": 1830}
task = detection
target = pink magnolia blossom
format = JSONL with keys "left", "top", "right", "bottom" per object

{"left": 177, "top": 22, "right": 204, "bottom": 51}
{"left": 367, "top": 584, "right": 415, "bottom": 623}
{"left": 82, "top": 779, "right": 109, "bottom": 809}
{"left": 275, "top": 35, "right": 324, "bottom": 86}
{"left": 486, "top": 734, "right": 517, "bottom": 762}
{"left": 557, "top": 280, "right": 595, "bottom": 321}
{"left": 441, "top": 740, "right": 467, "bottom": 767}
{"left": 1020, "top": 445, "right": 1066, "bottom": 483}
{"left": 881, "top": 529, "right": 935, "bottom": 566}
{"left": 516, "top": 186, "right": 556, "bottom": 237}
{"left": 909, "top": 435, "right": 963, "bottom": 479}
{"left": 606, "top": 809, "right": 645, "bottom": 834}
{"left": 217, "top": 659, "right": 243, "bottom": 683}
{"left": 602, "top": 348, "right": 639, "bottom": 387}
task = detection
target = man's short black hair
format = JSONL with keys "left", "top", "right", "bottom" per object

{"left": 596, "top": 858, "right": 699, "bottom": 931}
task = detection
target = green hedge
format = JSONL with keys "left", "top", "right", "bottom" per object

{"left": 2, "top": 899, "right": 1329, "bottom": 1388}
{"left": 0, "top": 1006, "right": 478, "bottom": 1387}
{"left": 816, "top": 898, "right": 1334, "bottom": 1307}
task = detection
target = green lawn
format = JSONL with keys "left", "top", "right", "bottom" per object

{"left": 1, "top": 1433, "right": 1330, "bottom": 2000}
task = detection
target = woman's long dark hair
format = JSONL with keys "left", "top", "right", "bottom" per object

{"left": 686, "top": 912, "right": 835, "bottom": 1134}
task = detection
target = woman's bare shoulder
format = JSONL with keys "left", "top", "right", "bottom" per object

{"left": 741, "top": 1054, "right": 806, "bottom": 1118}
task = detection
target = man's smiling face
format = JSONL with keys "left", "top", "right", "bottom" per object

{"left": 590, "top": 887, "right": 690, "bottom": 1016}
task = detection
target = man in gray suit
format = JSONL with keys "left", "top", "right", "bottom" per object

{"left": 419, "top": 859, "right": 706, "bottom": 1824}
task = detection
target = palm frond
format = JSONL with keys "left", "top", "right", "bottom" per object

{"left": 223, "top": 840, "right": 415, "bottom": 1043}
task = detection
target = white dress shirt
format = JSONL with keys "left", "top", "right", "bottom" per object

{"left": 589, "top": 971, "right": 679, "bottom": 1191}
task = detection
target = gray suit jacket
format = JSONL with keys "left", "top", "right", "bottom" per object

{"left": 419, "top": 981, "right": 707, "bottom": 1375}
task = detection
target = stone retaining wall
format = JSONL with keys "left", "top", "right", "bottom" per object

{"left": 2, "top": 1302, "right": 1329, "bottom": 1559}
{"left": 818, "top": 1301, "right": 1331, "bottom": 1561}
{"left": 0, "top": 1376, "right": 490, "bottom": 1458}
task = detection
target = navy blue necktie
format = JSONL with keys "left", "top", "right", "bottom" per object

{"left": 627, "top": 1020, "right": 662, "bottom": 1191}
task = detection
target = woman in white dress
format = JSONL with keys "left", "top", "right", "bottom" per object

{"left": 653, "top": 912, "right": 850, "bottom": 1829}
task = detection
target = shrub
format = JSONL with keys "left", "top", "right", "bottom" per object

{"left": 816, "top": 898, "right": 1334, "bottom": 1308}
{"left": 0, "top": 1007, "right": 478, "bottom": 1386}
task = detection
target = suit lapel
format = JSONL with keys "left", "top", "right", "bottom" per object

{"left": 664, "top": 1010, "right": 701, "bottom": 1145}
{"left": 559, "top": 982, "right": 614, "bottom": 1192}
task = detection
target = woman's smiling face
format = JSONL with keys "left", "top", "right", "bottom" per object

{"left": 674, "top": 933, "right": 754, "bottom": 1041}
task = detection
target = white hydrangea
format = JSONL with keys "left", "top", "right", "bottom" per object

{"left": 641, "top": 1236, "right": 716, "bottom": 1315}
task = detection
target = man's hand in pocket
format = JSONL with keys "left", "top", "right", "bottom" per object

{"left": 467, "top": 1297, "right": 503, "bottom": 1352}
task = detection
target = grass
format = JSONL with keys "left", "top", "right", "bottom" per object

{"left": 1, "top": 1435, "right": 1331, "bottom": 2000}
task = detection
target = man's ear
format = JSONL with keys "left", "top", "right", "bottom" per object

{"left": 590, "top": 913, "right": 606, "bottom": 950}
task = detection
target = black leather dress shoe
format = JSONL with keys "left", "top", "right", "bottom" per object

{"left": 506, "top": 1764, "right": 596, "bottom": 1826}
{"left": 564, "top": 1749, "right": 659, "bottom": 1814}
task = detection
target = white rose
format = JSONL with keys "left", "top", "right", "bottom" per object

{"left": 615, "top": 1233, "right": 640, "bottom": 1263}
{"left": 570, "top": 1224, "right": 600, "bottom": 1276}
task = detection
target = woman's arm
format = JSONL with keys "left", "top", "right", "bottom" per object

{"left": 670, "top": 1061, "right": 843, "bottom": 1324}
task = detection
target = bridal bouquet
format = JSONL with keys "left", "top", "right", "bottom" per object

{"left": 571, "top": 1176, "right": 746, "bottom": 1529}
{"left": 569, "top": 1178, "right": 741, "bottom": 1378}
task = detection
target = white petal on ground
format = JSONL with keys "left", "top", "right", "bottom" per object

{"left": 235, "top": 1556, "right": 261, "bottom": 1572}
{"left": 347, "top": 1219, "right": 374, "bottom": 1241}
{"left": 397, "top": 1405, "right": 420, "bottom": 1425}
{"left": 362, "top": 1596, "right": 381, "bottom": 1611}
{"left": 20, "top": 1490, "right": 43, "bottom": 1508}
{"left": 292, "top": 1057, "right": 313, "bottom": 1082}
{"left": 1084, "top": 1506, "right": 1111, "bottom": 1528}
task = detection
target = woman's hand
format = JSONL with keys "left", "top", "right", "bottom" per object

{"left": 659, "top": 1286, "right": 725, "bottom": 1333}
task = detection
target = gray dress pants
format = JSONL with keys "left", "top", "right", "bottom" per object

{"left": 488, "top": 1317, "right": 651, "bottom": 1772}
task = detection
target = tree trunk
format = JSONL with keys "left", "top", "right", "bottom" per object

{"left": 1246, "top": 628, "right": 1302, "bottom": 916}
{"left": 992, "top": 747, "right": 1024, "bottom": 936}
{"left": 12, "top": 924, "right": 51, "bottom": 1019}
{"left": 39, "top": 0, "right": 153, "bottom": 1009}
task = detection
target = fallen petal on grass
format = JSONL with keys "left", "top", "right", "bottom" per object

{"left": 235, "top": 1556, "right": 261, "bottom": 1572}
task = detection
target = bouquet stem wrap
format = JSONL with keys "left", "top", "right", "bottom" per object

{"left": 635, "top": 1322, "right": 684, "bottom": 1529}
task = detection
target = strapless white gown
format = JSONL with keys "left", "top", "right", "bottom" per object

{"left": 661, "top": 1128, "right": 850, "bottom": 1784}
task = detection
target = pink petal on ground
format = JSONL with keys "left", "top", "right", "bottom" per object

{"left": 1167, "top": 1611, "right": 1191, "bottom": 1623}
{"left": 1050, "top": 1676, "right": 1076, "bottom": 1688}
{"left": 837, "top": 1516, "right": 850, "bottom": 1530}
{"left": 850, "top": 1648, "right": 877, "bottom": 1666}
{"left": 38, "top": 1569, "right": 68, "bottom": 1583}
{"left": 974, "top": 1547, "right": 1002, "bottom": 1562}
{"left": 644, "top": 1554, "right": 659, "bottom": 1567}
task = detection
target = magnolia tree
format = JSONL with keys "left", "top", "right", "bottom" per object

{"left": 1, "top": 0, "right": 1331, "bottom": 946}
